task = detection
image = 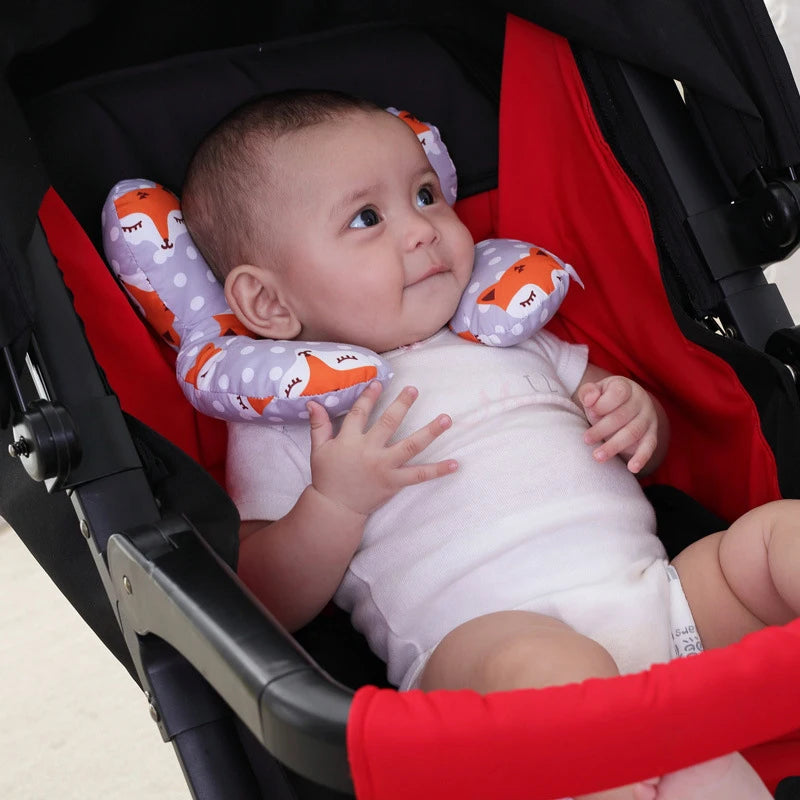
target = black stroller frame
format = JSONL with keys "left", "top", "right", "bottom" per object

{"left": 2, "top": 2, "right": 800, "bottom": 798}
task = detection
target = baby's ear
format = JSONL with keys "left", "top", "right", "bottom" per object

{"left": 225, "top": 264, "right": 302, "bottom": 340}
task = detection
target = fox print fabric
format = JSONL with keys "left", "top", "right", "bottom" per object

{"left": 103, "top": 181, "right": 579, "bottom": 423}
{"left": 449, "top": 239, "right": 582, "bottom": 346}
{"left": 101, "top": 112, "right": 579, "bottom": 424}
{"left": 103, "top": 180, "right": 391, "bottom": 423}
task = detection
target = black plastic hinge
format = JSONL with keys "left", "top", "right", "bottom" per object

{"left": 766, "top": 326, "right": 800, "bottom": 389}
{"left": 687, "top": 177, "right": 800, "bottom": 280}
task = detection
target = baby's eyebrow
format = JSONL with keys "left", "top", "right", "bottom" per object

{"left": 328, "top": 167, "right": 438, "bottom": 221}
{"left": 330, "top": 184, "right": 382, "bottom": 221}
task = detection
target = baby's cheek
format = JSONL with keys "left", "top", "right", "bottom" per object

{"left": 456, "top": 238, "right": 477, "bottom": 284}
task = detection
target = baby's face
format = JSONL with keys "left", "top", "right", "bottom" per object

{"left": 264, "top": 110, "right": 475, "bottom": 352}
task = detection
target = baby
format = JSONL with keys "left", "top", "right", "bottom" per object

{"left": 182, "top": 89, "right": 797, "bottom": 800}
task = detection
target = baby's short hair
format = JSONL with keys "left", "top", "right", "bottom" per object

{"left": 182, "top": 89, "right": 381, "bottom": 281}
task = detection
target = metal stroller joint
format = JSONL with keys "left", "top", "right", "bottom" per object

{"left": 3, "top": 340, "right": 82, "bottom": 488}
{"left": 686, "top": 174, "right": 800, "bottom": 353}
{"left": 753, "top": 175, "right": 800, "bottom": 251}
{"left": 766, "top": 327, "right": 800, "bottom": 387}
{"left": 9, "top": 398, "right": 82, "bottom": 486}
{"left": 687, "top": 173, "right": 800, "bottom": 282}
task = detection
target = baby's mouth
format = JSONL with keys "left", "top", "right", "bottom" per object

{"left": 407, "top": 264, "right": 448, "bottom": 287}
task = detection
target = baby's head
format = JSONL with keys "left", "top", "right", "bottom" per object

{"left": 182, "top": 89, "right": 474, "bottom": 352}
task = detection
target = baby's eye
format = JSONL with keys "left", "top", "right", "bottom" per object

{"left": 416, "top": 186, "right": 435, "bottom": 207}
{"left": 349, "top": 208, "right": 381, "bottom": 229}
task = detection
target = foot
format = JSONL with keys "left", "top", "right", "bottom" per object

{"left": 577, "top": 777, "right": 660, "bottom": 800}
{"left": 655, "top": 753, "right": 771, "bottom": 800}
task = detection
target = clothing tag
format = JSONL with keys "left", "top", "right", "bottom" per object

{"left": 667, "top": 565, "right": 704, "bottom": 658}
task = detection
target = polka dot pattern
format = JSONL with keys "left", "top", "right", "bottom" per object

{"left": 449, "top": 238, "right": 581, "bottom": 347}
{"left": 104, "top": 177, "right": 576, "bottom": 426}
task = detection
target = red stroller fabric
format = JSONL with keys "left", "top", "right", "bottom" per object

{"left": 346, "top": 16, "right": 798, "bottom": 799}
{"left": 38, "top": 187, "right": 227, "bottom": 486}
{"left": 495, "top": 18, "right": 780, "bottom": 524}
{"left": 348, "top": 623, "right": 800, "bottom": 799}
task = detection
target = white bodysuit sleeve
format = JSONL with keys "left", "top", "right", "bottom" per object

{"left": 225, "top": 420, "right": 311, "bottom": 522}
{"left": 534, "top": 328, "right": 589, "bottom": 396}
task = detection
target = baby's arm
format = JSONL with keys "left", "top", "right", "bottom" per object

{"left": 237, "top": 382, "right": 457, "bottom": 631}
{"left": 573, "top": 363, "right": 669, "bottom": 475}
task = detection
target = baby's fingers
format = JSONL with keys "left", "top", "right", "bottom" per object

{"left": 308, "top": 400, "right": 333, "bottom": 449}
{"left": 625, "top": 438, "right": 657, "bottom": 474}
{"left": 590, "top": 377, "right": 633, "bottom": 417}
{"left": 583, "top": 402, "right": 637, "bottom": 446}
{"left": 388, "top": 413, "right": 454, "bottom": 467}
{"left": 340, "top": 380, "right": 384, "bottom": 435}
{"left": 592, "top": 417, "right": 657, "bottom": 470}
{"left": 396, "top": 457, "right": 459, "bottom": 487}
{"left": 577, "top": 382, "right": 602, "bottom": 413}
{"left": 368, "top": 385, "right": 421, "bottom": 445}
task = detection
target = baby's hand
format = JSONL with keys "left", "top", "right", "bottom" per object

{"left": 307, "top": 381, "right": 457, "bottom": 517}
{"left": 577, "top": 376, "right": 659, "bottom": 474}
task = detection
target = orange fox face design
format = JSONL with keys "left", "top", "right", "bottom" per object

{"left": 123, "top": 281, "right": 181, "bottom": 347}
{"left": 283, "top": 350, "right": 379, "bottom": 399}
{"left": 114, "top": 185, "right": 188, "bottom": 261}
{"left": 477, "top": 250, "right": 568, "bottom": 318}
{"left": 456, "top": 330, "right": 482, "bottom": 344}
{"left": 239, "top": 395, "right": 274, "bottom": 415}
{"left": 184, "top": 343, "right": 275, "bottom": 413}
{"left": 396, "top": 110, "right": 431, "bottom": 137}
{"left": 213, "top": 313, "right": 251, "bottom": 338}
{"left": 184, "top": 343, "right": 223, "bottom": 389}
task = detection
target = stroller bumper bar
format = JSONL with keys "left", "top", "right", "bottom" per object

{"left": 107, "top": 516, "right": 354, "bottom": 794}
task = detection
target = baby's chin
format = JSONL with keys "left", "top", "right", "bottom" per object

{"left": 378, "top": 322, "right": 450, "bottom": 353}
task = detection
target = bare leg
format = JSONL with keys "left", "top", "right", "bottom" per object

{"left": 672, "top": 499, "right": 800, "bottom": 650}
{"left": 663, "top": 499, "right": 800, "bottom": 800}
{"left": 419, "top": 611, "right": 658, "bottom": 800}
{"left": 656, "top": 753, "right": 771, "bottom": 800}
{"left": 419, "top": 610, "right": 618, "bottom": 692}
{"left": 419, "top": 608, "right": 774, "bottom": 800}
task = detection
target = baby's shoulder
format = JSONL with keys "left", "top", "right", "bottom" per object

{"left": 227, "top": 418, "right": 311, "bottom": 459}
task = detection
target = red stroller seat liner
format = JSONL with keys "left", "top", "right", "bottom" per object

{"left": 346, "top": 16, "right": 796, "bottom": 799}
{"left": 497, "top": 17, "right": 782, "bottom": 524}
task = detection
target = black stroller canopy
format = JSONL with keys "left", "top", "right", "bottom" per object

{"left": 3, "top": 0, "right": 800, "bottom": 363}
{"left": 4, "top": 0, "right": 800, "bottom": 162}
{"left": 6, "top": 0, "right": 800, "bottom": 158}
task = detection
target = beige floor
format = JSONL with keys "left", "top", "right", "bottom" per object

{"left": 0, "top": 521, "right": 190, "bottom": 799}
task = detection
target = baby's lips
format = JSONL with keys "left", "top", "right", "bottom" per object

{"left": 406, "top": 263, "right": 448, "bottom": 287}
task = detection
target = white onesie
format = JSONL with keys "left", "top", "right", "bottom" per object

{"left": 228, "top": 329, "right": 683, "bottom": 689}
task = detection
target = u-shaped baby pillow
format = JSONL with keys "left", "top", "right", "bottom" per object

{"left": 102, "top": 110, "right": 582, "bottom": 424}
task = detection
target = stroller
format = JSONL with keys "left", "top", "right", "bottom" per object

{"left": 2, "top": 0, "right": 800, "bottom": 797}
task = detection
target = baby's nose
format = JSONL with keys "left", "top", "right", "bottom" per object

{"left": 405, "top": 213, "right": 439, "bottom": 250}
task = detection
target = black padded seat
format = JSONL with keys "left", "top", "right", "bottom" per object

{"left": 24, "top": 22, "right": 499, "bottom": 252}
